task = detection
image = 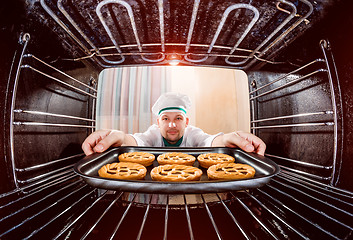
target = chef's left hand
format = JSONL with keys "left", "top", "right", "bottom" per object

{"left": 213, "top": 131, "right": 266, "bottom": 156}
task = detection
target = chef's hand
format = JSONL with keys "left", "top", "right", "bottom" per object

{"left": 82, "top": 130, "right": 136, "bottom": 156}
{"left": 213, "top": 131, "right": 266, "bottom": 156}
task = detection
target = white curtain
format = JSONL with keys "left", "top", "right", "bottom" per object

{"left": 96, "top": 66, "right": 171, "bottom": 133}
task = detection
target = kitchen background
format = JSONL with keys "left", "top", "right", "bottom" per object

{"left": 96, "top": 66, "right": 250, "bottom": 134}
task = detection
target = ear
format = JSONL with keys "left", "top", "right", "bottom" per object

{"left": 157, "top": 117, "right": 160, "bottom": 127}
{"left": 186, "top": 117, "right": 189, "bottom": 126}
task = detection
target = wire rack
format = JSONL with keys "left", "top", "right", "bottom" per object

{"left": 249, "top": 39, "right": 343, "bottom": 186}
{"left": 7, "top": 33, "right": 97, "bottom": 191}
{"left": 1, "top": 169, "right": 352, "bottom": 239}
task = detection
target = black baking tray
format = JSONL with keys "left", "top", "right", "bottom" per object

{"left": 74, "top": 147, "right": 280, "bottom": 194}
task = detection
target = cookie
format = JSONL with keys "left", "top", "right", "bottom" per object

{"left": 98, "top": 162, "right": 147, "bottom": 180}
{"left": 197, "top": 153, "right": 235, "bottom": 168}
{"left": 157, "top": 152, "right": 196, "bottom": 166}
{"left": 207, "top": 163, "right": 255, "bottom": 180}
{"left": 118, "top": 152, "right": 155, "bottom": 166}
{"left": 151, "top": 164, "right": 202, "bottom": 182}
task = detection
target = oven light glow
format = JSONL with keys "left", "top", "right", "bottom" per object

{"left": 168, "top": 54, "right": 181, "bottom": 66}
{"left": 169, "top": 59, "right": 180, "bottom": 66}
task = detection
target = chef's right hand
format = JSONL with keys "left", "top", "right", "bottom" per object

{"left": 81, "top": 130, "right": 126, "bottom": 156}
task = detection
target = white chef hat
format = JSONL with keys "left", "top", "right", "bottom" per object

{"left": 152, "top": 92, "right": 191, "bottom": 116}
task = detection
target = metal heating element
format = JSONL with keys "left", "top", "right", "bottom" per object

{"left": 38, "top": 0, "right": 313, "bottom": 68}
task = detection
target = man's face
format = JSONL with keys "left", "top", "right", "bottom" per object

{"left": 157, "top": 112, "right": 189, "bottom": 144}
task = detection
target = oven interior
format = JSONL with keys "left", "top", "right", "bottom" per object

{"left": 1, "top": 0, "right": 353, "bottom": 239}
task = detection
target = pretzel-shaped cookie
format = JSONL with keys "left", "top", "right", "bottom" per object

{"left": 119, "top": 152, "right": 155, "bottom": 166}
{"left": 98, "top": 162, "right": 147, "bottom": 180}
{"left": 151, "top": 164, "right": 202, "bottom": 182}
{"left": 157, "top": 152, "right": 196, "bottom": 166}
{"left": 207, "top": 163, "right": 255, "bottom": 180}
{"left": 197, "top": 153, "right": 235, "bottom": 168}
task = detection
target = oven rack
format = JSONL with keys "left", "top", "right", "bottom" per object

{"left": 11, "top": 34, "right": 96, "bottom": 129}
{"left": 1, "top": 168, "right": 352, "bottom": 240}
{"left": 7, "top": 33, "right": 97, "bottom": 190}
{"left": 39, "top": 0, "right": 313, "bottom": 68}
{"left": 249, "top": 57, "right": 332, "bottom": 129}
{"left": 249, "top": 39, "right": 343, "bottom": 186}
{"left": 13, "top": 54, "right": 96, "bottom": 126}
{"left": 21, "top": 54, "right": 97, "bottom": 98}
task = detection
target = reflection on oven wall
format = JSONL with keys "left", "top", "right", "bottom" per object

{"left": 96, "top": 66, "right": 250, "bottom": 134}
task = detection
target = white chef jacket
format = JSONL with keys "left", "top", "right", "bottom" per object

{"left": 131, "top": 124, "right": 222, "bottom": 147}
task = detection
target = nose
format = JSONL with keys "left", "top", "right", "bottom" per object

{"left": 168, "top": 122, "right": 176, "bottom": 127}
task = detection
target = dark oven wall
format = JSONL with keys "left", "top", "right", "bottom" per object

{"left": 248, "top": 0, "right": 353, "bottom": 192}
{"left": 0, "top": 1, "right": 100, "bottom": 194}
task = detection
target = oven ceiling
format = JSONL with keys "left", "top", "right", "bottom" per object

{"left": 26, "top": 0, "right": 339, "bottom": 69}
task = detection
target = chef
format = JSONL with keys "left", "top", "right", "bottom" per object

{"left": 82, "top": 92, "right": 266, "bottom": 156}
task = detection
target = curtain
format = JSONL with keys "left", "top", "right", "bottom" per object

{"left": 96, "top": 66, "right": 171, "bottom": 133}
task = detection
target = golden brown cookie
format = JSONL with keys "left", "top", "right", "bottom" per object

{"left": 118, "top": 152, "right": 155, "bottom": 166}
{"left": 98, "top": 162, "right": 147, "bottom": 180}
{"left": 151, "top": 164, "right": 202, "bottom": 182}
{"left": 207, "top": 163, "right": 255, "bottom": 180}
{"left": 157, "top": 152, "right": 196, "bottom": 166}
{"left": 197, "top": 153, "right": 235, "bottom": 168}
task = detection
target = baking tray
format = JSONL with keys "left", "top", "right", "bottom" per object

{"left": 74, "top": 147, "right": 280, "bottom": 194}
